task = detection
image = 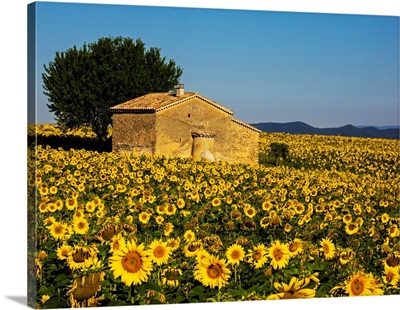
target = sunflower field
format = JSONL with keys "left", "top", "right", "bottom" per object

{"left": 27, "top": 125, "right": 400, "bottom": 308}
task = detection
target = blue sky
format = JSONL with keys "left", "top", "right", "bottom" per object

{"left": 31, "top": 1, "right": 399, "bottom": 128}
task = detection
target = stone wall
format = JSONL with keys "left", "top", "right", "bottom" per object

{"left": 111, "top": 113, "right": 156, "bottom": 154}
{"left": 154, "top": 97, "right": 231, "bottom": 160}
{"left": 229, "top": 121, "right": 260, "bottom": 165}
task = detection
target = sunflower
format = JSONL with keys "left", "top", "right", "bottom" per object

{"left": 368, "top": 274, "right": 384, "bottom": 295}
{"left": 92, "top": 196, "right": 101, "bottom": 206}
{"left": 294, "top": 203, "right": 305, "bottom": 214}
{"left": 195, "top": 249, "right": 211, "bottom": 264}
{"left": 85, "top": 201, "right": 96, "bottom": 213}
{"left": 64, "top": 224, "right": 73, "bottom": 239}
{"left": 38, "top": 186, "right": 49, "bottom": 196}
{"left": 345, "top": 223, "right": 359, "bottom": 235}
{"left": 226, "top": 244, "right": 245, "bottom": 266}
{"left": 156, "top": 205, "right": 166, "bottom": 215}
{"left": 109, "top": 240, "right": 153, "bottom": 286}
{"left": 65, "top": 198, "right": 78, "bottom": 211}
{"left": 247, "top": 244, "right": 267, "bottom": 269}
{"left": 71, "top": 191, "right": 79, "bottom": 199}
{"left": 342, "top": 214, "right": 352, "bottom": 224}
{"left": 41, "top": 295, "right": 50, "bottom": 304}
{"left": 183, "top": 230, "right": 196, "bottom": 243}
{"left": 244, "top": 205, "right": 257, "bottom": 218}
{"left": 161, "top": 267, "right": 182, "bottom": 287}
{"left": 57, "top": 244, "right": 72, "bottom": 260}
{"left": 130, "top": 188, "right": 140, "bottom": 196}
{"left": 176, "top": 198, "right": 185, "bottom": 209}
{"left": 383, "top": 265, "right": 399, "bottom": 286}
{"left": 320, "top": 223, "right": 328, "bottom": 230}
{"left": 368, "top": 226, "right": 375, "bottom": 237}
{"left": 67, "top": 271, "right": 104, "bottom": 308}
{"left": 55, "top": 199, "right": 63, "bottom": 210}
{"left": 260, "top": 217, "right": 270, "bottom": 228}
{"left": 388, "top": 225, "right": 399, "bottom": 238}
{"left": 165, "top": 204, "right": 177, "bottom": 216}
{"left": 310, "top": 188, "right": 318, "bottom": 197}
{"left": 339, "top": 248, "right": 355, "bottom": 265}
{"left": 155, "top": 216, "right": 164, "bottom": 225}
{"left": 84, "top": 256, "right": 102, "bottom": 270}
{"left": 167, "top": 237, "right": 180, "bottom": 251}
{"left": 384, "top": 254, "right": 400, "bottom": 269}
{"left": 267, "top": 240, "right": 290, "bottom": 270}
{"left": 267, "top": 277, "right": 316, "bottom": 299}
{"left": 37, "top": 250, "right": 47, "bottom": 261}
{"left": 77, "top": 183, "right": 85, "bottom": 192}
{"left": 381, "top": 213, "right": 390, "bottom": 223}
{"left": 181, "top": 210, "right": 191, "bottom": 217}
{"left": 355, "top": 217, "right": 364, "bottom": 227}
{"left": 271, "top": 215, "right": 282, "bottom": 226}
{"left": 43, "top": 216, "right": 56, "bottom": 226}
{"left": 109, "top": 234, "right": 126, "bottom": 254}
{"left": 97, "top": 223, "right": 119, "bottom": 243}
{"left": 211, "top": 197, "right": 221, "bottom": 207}
{"left": 149, "top": 240, "right": 171, "bottom": 266}
{"left": 284, "top": 223, "right": 292, "bottom": 233}
{"left": 48, "top": 222, "right": 66, "bottom": 240}
{"left": 194, "top": 254, "right": 231, "bottom": 289}
{"left": 320, "top": 237, "right": 335, "bottom": 259}
{"left": 164, "top": 222, "right": 174, "bottom": 237}
{"left": 67, "top": 246, "right": 97, "bottom": 270}
{"left": 138, "top": 212, "right": 151, "bottom": 224}
{"left": 116, "top": 184, "right": 127, "bottom": 193}
{"left": 73, "top": 217, "right": 89, "bottom": 235}
{"left": 74, "top": 209, "right": 84, "bottom": 218}
{"left": 147, "top": 195, "right": 156, "bottom": 204}
{"left": 47, "top": 203, "right": 58, "bottom": 213}
{"left": 288, "top": 238, "right": 303, "bottom": 257}
{"left": 38, "top": 202, "right": 48, "bottom": 213}
{"left": 231, "top": 210, "right": 242, "bottom": 221}
{"left": 183, "top": 241, "right": 203, "bottom": 258}
{"left": 342, "top": 271, "right": 382, "bottom": 296}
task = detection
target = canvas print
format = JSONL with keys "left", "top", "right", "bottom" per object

{"left": 27, "top": 1, "right": 400, "bottom": 309}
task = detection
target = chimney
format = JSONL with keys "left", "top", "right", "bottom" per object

{"left": 176, "top": 83, "right": 184, "bottom": 97}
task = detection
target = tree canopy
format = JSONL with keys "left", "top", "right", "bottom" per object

{"left": 42, "top": 36, "right": 183, "bottom": 141}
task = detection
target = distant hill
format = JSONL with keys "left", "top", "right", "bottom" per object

{"left": 251, "top": 121, "right": 400, "bottom": 140}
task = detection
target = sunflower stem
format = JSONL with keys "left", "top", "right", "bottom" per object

{"left": 234, "top": 265, "right": 237, "bottom": 283}
{"left": 129, "top": 284, "right": 135, "bottom": 304}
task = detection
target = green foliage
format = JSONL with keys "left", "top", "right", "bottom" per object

{"left": 259, "top": 142, "right": 290, "bottom": 166}
{"left": 42, "top": 36, "right": 183, "bottom": 141}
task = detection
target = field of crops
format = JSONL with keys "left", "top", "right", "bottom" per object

{"left": 28, "top": 124, "right": 400, "bottom": 308}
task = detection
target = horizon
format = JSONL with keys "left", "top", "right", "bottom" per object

{"left": 34, "top": 120, "right": 400, "bottom": 130}
{"left": 31, "top": 2, "right": 399, "bottom": 128}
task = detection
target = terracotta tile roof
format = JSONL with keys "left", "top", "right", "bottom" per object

{"left": 232, "top": 118, "right": 262, "bottom": 133}
{"left": 110, "top": 92, "right": 234, "bottom": 115}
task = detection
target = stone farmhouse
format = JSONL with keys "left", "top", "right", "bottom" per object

{"left": 110, "top": 84, "right": 261, "bottom": 165}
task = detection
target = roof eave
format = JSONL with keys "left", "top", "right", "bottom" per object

{"left": 232, "top": 118, "right": 262, "bottom": 133}
{"left": 110, "top": 92, "right": 236, "bottom": 116}
{"left": 110, "top": 108, "right": 156, "bottom": 114}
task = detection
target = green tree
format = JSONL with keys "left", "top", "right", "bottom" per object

{"left": 42, "top": 36, "right": 183, "bottom": 141}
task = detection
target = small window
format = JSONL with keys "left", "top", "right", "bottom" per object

{"left": 188, "top": 113, "right": 191, "bottom": 118}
